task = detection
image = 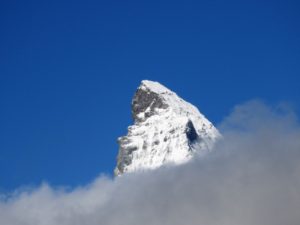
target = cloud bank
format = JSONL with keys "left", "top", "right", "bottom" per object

{"left": 1, "top": 101, "right": 300, "bottom": 225}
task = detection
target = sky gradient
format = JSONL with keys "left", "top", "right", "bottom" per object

{"left": 1, "top": 0, "right": 300, "bottom": 190}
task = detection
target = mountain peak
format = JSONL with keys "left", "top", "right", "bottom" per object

{"left": 140, "top": 80, "right": 172, "bottom": 94}
{"left": 115, "top": 80, "right": 220, "bottom": 176}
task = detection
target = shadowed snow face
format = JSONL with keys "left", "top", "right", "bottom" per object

{"left": 1, "top": 100, "right": 300, "bottom": 225}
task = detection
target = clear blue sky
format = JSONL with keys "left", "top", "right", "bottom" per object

{"left": 0, "top": 0, "right": 299, "bottom": 191}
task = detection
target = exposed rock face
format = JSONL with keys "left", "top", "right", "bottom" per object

{"left": 132, "top": 88, "right": 168, "bottom": 122}
{"left": 114, "top": 80, "right": 220, "bottom": 176}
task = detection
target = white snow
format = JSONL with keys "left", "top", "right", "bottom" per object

{"left": 140, "top": 80, "right": 171, "bottom": 94}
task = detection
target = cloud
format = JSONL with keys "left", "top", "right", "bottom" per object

{"left": 1, "top": 100, "right": 300, "bottom": 225}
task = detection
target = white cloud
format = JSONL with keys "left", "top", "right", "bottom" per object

{"left": 1, "top": 100, "right": 300, "bottom": 225}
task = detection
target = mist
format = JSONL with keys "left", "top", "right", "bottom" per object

{"left": 1, "top": 100, "right": 300, "bottom": 225}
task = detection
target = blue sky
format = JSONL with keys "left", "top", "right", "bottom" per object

{"left": 0, "top": 0, "right": 299, "bottom": 191}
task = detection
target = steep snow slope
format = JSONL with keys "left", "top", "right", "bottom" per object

{"left": 114, "top": 80, "right": 220, "bottom": 175}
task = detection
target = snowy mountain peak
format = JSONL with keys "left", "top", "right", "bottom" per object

{"left": 114, "top": 80, "right": 220, "bottom": 176}
{"left": 140, "top": 80, "right": 171, "bottom": 94}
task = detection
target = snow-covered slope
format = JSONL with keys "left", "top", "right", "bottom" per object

{"left": 114, "top": 80, "right": 220, "bottom": 175}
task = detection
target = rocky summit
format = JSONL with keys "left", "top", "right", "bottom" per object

{"left": 114, "top": 80, "right": 220, "bottom": 176}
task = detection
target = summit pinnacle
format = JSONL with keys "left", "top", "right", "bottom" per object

{"left": 114, "top": 80, "right": 220, "bottom": 175}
